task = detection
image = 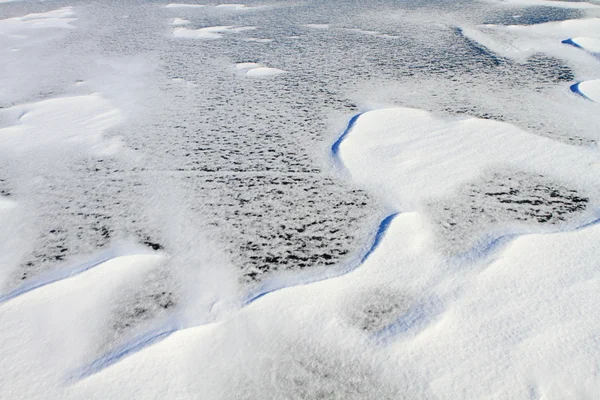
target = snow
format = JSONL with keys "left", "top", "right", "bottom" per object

{"left": 235, "top": 62, "right": 262, "bottom": 69}
{"left": 172, "top": 18, "right": 191, "bottom": 25}
{"left": 462, "top": 18, "right": 600, "bottom": 64}
{"left": 0, "top": 253, "right": 166, "bottom": 399}
{"left": 0, "top": 94, "right": 124, "bottom": 156}
{"left": 336, "top": 107, "right": 598, "bottom": 210}
{"left": 574, "top": 79, "right": 600, "bottom": 102}
{"left": 165, "top": 3, "right": 206, "bottom": 8}
{"left": 235, "top": 62, "right": 287, "bottom": 77}
{"left": 480, "top": 0, "right": 600, "bottom": 9}
{"left": 0, "top": 7, "right": 76, "bottom": 37}
{"left": 3, "top": 1, "right": 600, "bottom": 398}
{"left": 173, "top": 25, "right": 255, "bottom": 39}
{"left": 245, "top": 67, "right": 287, "bottom": 77}
{"left": 566, "top": 36, "right": 600, "bottom": 54}
{"left": 304, "top": 24, "right": 330, "bottom": 29}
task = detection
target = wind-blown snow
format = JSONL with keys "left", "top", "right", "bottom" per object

{"left": 0, "top": 7, "right": 76, "bottom": 37}
{"left": 0, "top": 94, "right": 123, "bottom": 156}
{"left": 480, "top": 0, "right": 600, "bottom": 9}
{"left": 3, "top": 0, "right": 600, "bottom": 398}
{"left": 165, "top": 3, "right": 206, "bottom": 8}
{"left": 574, "top": 79, "right": 600, "bottom": 102}
{"left": 173, "top": 25, "right": 255, "bottom": 39}
{"left": 172, "top": 18, "right": 191, "bottom": 25}
{"left": 235, "top": 62, "right": 287, "bottom": 77}
{"left": 337, "top": 107, "right": 598, "bottom": 210}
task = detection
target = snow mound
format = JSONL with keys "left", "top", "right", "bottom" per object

{"left": 172, "top": 18, "right": 191, "bottom": 25}
{"left": 336, "top": 107, "right": 598, "bottom": 209}
{"left": 462, "top": 18, "right": 600, "bottom": 62}
{"left": 479, "top": 0, "right": 600, "bottom": 9}
{"left": 572, "top": 79, "right": 600, "bottom": 102}
{"left": 173, "top": 25, "right": 255, "bottom": 39}
{"left": 564, "top": 36, "right": 600, "bottom": 54}
{"left": 304, "top": 24, "right": 330, "bottom": 29}
{"left": 165, "top": 3, "right": 205, "bottom": 8}
{"left": 234, "top": 62, "right": 287, "bottom": 77}
{"left": 0, "top": 94, "right": 124, "bottom": 156}
{"left": 0, "top": 7, "right": 76, "bottom": 37}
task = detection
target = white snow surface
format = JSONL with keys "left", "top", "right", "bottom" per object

{"left": 235, "top": 62, "right": 287, "bottom": 77}
{"left": 173, "top": 25, "right": 255, "bottom": 39}
{"left": 577, "top": 79, "right": 600, "bottom": 102}
{"left": 480, "top": 0, "right": 600, "bottom": 9}
{"left": 304, "top": 23, "right": 330, "bottom": 29}
{"left": 570, "top": 36, "right": 600, "bottom": 54}
{"left": 3, "top": 1, "right": 600, "bottom": 399}
{"left": 0, "top": 7, "right": 76, "bottom": 37}
{"left": 462, "top": 18, "right": 600, "bottom": 64}
{"left": 338, "top": 107, "right": 598, "bottom": 210}
{"left": 0, "top": 94, "right": 124, "bottom": 156}
{"left": 165, "top": 3, "right": 206, "bottom": 8}
{"left": 172, "top": 17, "right": 191, "bottom": 25}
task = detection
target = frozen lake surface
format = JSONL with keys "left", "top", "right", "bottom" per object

{"left": 1, "top": 0, "right": 600, "bottom": 398}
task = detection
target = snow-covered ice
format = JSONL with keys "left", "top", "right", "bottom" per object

{"left": 3, "top": 0, "right": 600, "bottom": 398}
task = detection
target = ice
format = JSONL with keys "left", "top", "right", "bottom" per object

{"left": 3, "top": 0, "right": 600, "bottom": 398}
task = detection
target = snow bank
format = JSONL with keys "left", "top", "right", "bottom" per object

{"left": 235, "top": 62, "right": 287, "bottom": 77}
